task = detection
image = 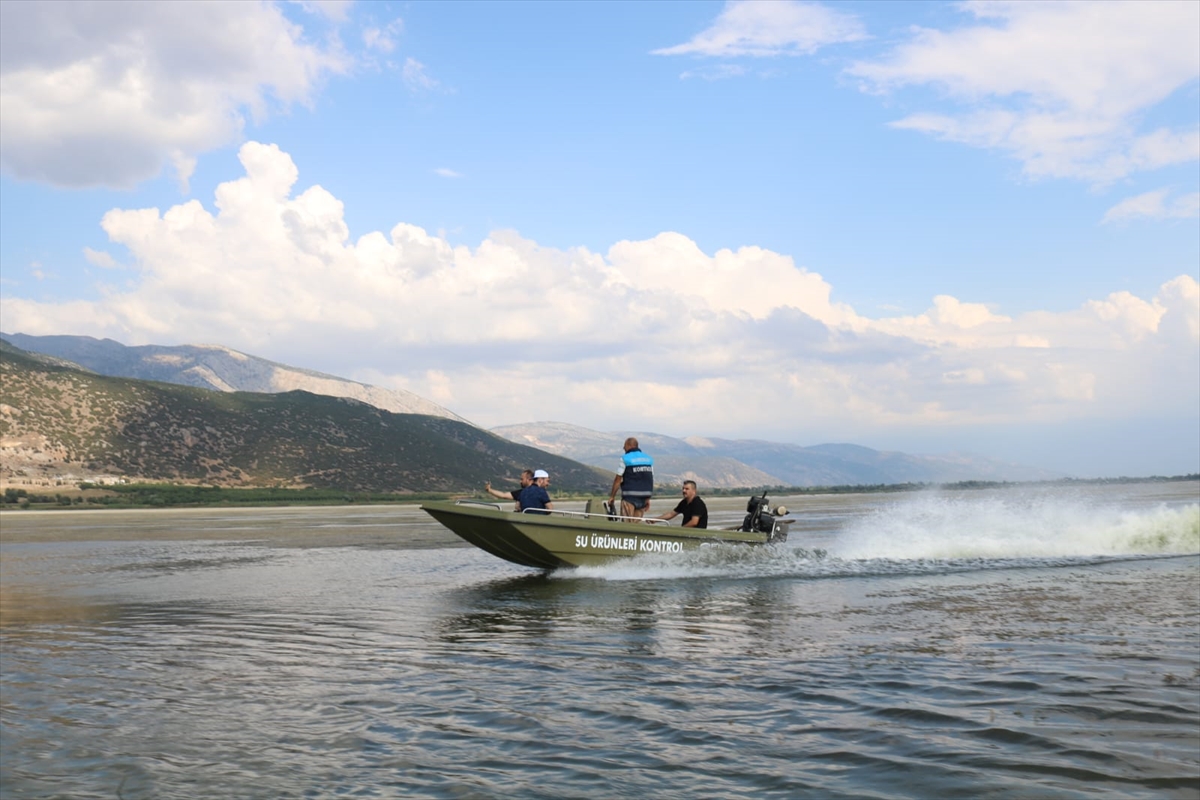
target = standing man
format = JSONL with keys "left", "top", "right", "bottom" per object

{"left": 485, "top": 469, "right": 533, "bottom": 501}
{"left": 609, "top": 437, "right": 654, "bottom": 520}
{"left": 657, "top": 480, "right": 708, "bottom": 528}
{"left": 517, "top": 469, "right": 554, "bottom": 514}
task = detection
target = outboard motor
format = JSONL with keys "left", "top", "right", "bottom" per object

{"left": 740, "top": 492, "right": 790, "bottom": 543}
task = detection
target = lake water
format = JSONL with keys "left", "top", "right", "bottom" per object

{"left": 2, "top": 482, "right": 1198, "bottom": 799}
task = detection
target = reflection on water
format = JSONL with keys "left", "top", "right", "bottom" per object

{"left": 2, "top": 484, "right": 1198, "bottom": 799}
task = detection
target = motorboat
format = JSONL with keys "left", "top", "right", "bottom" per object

{"left": 420, "top": 492, "right": 792, "bottom": 569}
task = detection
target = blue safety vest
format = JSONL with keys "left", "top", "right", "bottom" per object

{"left": 620, "top": 449, "right": 654, "bottom": 500}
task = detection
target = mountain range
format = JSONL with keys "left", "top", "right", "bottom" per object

{"left": 491, "top": 422, "right": 1059, "bottom": 488}
{"left": 0, "top": 332, "right": 470, "bottom": 423}
{"left": 1, "top": 332, "right": 1061, "bottom": 489}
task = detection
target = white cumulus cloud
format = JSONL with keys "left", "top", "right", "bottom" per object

{"left": 83, "top": 248, "right": 118, "bottom": 269}
{"left": 0, "top": 141, "right": 1195, "bottom": 444}
{"left": 848, "top": 0, "right": 1200, "bottom": 184}
{"left": 363, "top": 18, "right": 404, "bottom": 53}
{"left": 653, "top": 0, "right": 867, "bottom": 59}
{"left": 1102, "top": 189, "right": 1200, "bottom": 224}
{"left": 0, "top": 0, "right": 349, "bottom": 189}
{"left": 402, "top": 57, "right": 441, "bottom": 92}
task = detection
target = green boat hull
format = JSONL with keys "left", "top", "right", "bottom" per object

{"left": 420, "top": 500, "right": 772, "bottom": 569}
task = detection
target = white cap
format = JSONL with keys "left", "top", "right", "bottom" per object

{"left": 533, "top": 469, "right": 549, "bottom": 479}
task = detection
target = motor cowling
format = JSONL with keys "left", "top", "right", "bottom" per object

{"left": 740, "top": 492, "right": 790, "bottom": 543}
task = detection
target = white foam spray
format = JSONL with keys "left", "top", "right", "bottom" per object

{"left": 832, "top": 492, "right": 1199, "bottom": 561}
{"left": 563, "top": 491, "right": 1199, "bottom": 582}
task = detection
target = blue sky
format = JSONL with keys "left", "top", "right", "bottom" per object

{"left": 1, "top": 0, "right": 1198, "bottom": 477}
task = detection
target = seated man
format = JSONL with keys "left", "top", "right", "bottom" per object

{"left": 485, "top": 469, "right": 533, "bottom": 502}
{"left": 657, "top": 480, "right": 708, "bottom": 528}
{"left": 516, "top": 469, "right": 554, "bottom": 514}
{"left": 608, "top": 437, "right": 653, "bottom": 520}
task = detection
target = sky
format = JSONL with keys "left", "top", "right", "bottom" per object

{"left": 1, "top": 0, "right": 1197, "bottom": 478}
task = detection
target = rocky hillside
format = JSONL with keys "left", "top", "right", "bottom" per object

{"left": 0, "top": 333, "right": 471, "bottom": 424}
{"left": 0, "top": 342, "right": 607, "bottom": 493}
{"left": 492, "top": 421, "right": 1061, "bottom": 488}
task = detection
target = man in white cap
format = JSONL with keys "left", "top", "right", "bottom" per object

{"left": 517, "top": 469, "right": 554, "bottom": 513}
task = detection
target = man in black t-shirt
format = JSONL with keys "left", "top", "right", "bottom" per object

{"left": 657, "top": 480, "right": 707, "bottom": 528}
{"left": 485, "top": 469, "right": 533, "bottom": 502}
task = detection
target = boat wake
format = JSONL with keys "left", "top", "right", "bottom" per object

{"left": 564, "top": 493, "right": 1199, "bottom": 582}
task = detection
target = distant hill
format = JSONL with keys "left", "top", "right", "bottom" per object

{"left": 491, "top": 422, "right": 1062, "bottom": 488}
{"left": 0, "top": 341, "right": 608, "bottom": 493}
{"left": 0, "top": 332, "right": 471, "bottom": 424}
